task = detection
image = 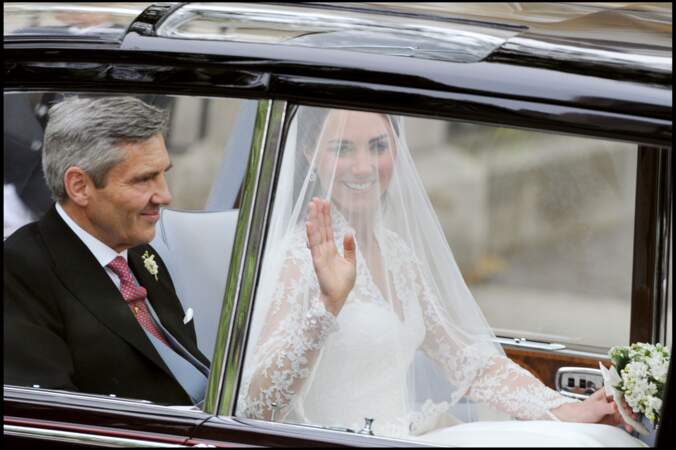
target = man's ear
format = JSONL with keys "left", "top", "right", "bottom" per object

{"left": 63, "top": 167, "right": 92, "bottom": 207}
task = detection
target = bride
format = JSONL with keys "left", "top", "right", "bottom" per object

{"left": 237, "top": 106, "right": 640, "bottom": 444}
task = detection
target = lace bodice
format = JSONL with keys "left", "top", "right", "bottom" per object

{"left": 237, "top": 213, "right": 577, "bottom": 437}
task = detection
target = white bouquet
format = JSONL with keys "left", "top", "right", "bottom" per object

{"left": 599, "top": 342, "right": 670, "bottom": 435}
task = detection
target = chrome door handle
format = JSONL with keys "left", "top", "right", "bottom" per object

{"left": 493, "top": 337, "right": 566, "bottom": 351}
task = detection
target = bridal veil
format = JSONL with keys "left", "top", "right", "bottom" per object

{"left": 236, "top": 105, "right": 572, "bottom": 436}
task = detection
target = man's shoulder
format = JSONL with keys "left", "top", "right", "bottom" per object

{"left": 4, "top": 220, "right": 42, "bottom": 255}
{"left": 4, "top": 220, "right": 52, "bottom": 282}
{"left": 5, "top": 206, "right": 60, "bottom": 257}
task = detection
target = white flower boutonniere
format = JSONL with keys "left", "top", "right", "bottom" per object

{"left": 142, "top": 250, "right": 159, "bottom": 281}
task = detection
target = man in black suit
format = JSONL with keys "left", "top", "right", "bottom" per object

{"left": 4, "top": 96, "right": 210, "bottom": 405}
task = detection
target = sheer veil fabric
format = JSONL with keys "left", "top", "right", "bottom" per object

{"left": 236, "top": 106, "right": 577, "bottom": 439}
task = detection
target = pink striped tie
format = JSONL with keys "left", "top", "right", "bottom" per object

{"left": 107, "top": 256, "right": 169, "bottom": 346}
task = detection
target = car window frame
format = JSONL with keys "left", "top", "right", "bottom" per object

{"left": 226, "top": 100, "right": 670, "bottom": 402}
{"left": 2, "top": 84, "right": 276, "bottom": 421}
{"left": 3, "top": 38, "right": 671, "bottom": 446}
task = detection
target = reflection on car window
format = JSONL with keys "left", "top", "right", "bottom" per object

{"left": 3, "top": 3, "right": 151, "bottom": 40}
{"left": 237, "top": 106, "right": 638, "bottom": 444}
{"left": 408, "top": 118, "right": 636, "bottom": 349}
{"left": 3, "top": 92, "right": 254, "bottom": 406}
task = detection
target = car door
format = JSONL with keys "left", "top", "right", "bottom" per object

{"left": 3, "top": 4, "right": 279, "bottom": 443}
{"left": 168, "top": 5, "right": 670, "bottom": 446}
{"left": 144, "top": 3, "right": 672, "bottom": 445}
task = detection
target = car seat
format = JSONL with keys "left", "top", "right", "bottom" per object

{"left": 150, "top": 208, "right": 239, "bottom": 360}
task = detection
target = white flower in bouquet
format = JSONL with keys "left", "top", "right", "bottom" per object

{"left": 601, "top": 342, "right": 670, "bottom": 434}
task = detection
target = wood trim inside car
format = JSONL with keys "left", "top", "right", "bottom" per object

{"left": 504, "top": 347, "right": 609, "bottom": 389}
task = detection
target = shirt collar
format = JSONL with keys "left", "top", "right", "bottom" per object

{"left": 55, "top": 202, "right": 127, "bottom": 267}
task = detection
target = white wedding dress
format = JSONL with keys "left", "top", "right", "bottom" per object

{"left": 237, "top": 106, "right": 644, "bottom": 446}
{"left": 235, "top": 213, "right": 636, "bottom": 442}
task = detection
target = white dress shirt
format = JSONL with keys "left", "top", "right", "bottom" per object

{"left": 55, "top": 202, "right": 128, "bottom": 289}
{"left": 55, "top": 203, "right": 208, "bottom": 402}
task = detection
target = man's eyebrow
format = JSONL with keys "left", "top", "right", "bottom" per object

{"left": 132, "top": 162, "right": 173, "bottom": 181}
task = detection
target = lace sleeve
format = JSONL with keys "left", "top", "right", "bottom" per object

{"left": 416, "top": 269, "right": 578, "bottom": 420}
{"left": 237, "top": 255, "right": 339, "bottom": 421}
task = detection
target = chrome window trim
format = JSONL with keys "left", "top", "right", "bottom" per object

{"left": 501, "top": 35, "right": 672, "bottom": 75}
{"left": 203, "top": 99, "right": 273, "bottom": 415}
{"left": 498, "top": 345, "right": 610, "bottom": 361}
{"left": 155, "top": 3, "right": 514, "bottom": 63}
{"left": 203, "top": 99, "right": 288, "bottom": 416}
{"left": 4, "top": 424, "right": 186, "bottom": 447}
{"left": 493, "top": 337, "right": 566, "bottom": 352}
{"left": 3, "top": 385, "right": 210, "bottom": 419}
{"left": 654, "top": 147, "right": 672, "bottom": 345}
{"left": 220, "top": 99, "right": 287, "bottom": 417}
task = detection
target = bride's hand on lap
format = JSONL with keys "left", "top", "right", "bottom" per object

{"left": 306, "top": 198, "right": 356, "bottom": 316}
{"left": 551, "top": 388, "right": 637, "bottom": 433}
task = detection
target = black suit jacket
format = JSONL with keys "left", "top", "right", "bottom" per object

{"left": 4, "top": 206, "right": 210, "bottom": 404}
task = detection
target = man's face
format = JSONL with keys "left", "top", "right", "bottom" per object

{"left": 85, "top": 134, "right": 172, "bottom": 253}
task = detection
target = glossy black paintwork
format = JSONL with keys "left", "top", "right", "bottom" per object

{"left": 4, "top": 388, "right": 203, "bottom": 440}
{"left": 489, "top": 41, "right": 671, "bottom": 85}
{"left": 4, "top": 388, "right": 404, "bottom": 447}
{"left": 631, "top": 147, "right": 673, "bottom": 344}
{"left": 3, "top": 2, "right": 672, "bottom": 447}
{"left": 120, "top": 34, "right": 671, "bottom": 118}
{"left": 4, "top": 40, "right": 671, "bottom": 146}
{"left": 127, "top": 2, "right": 186, "bottom": 37}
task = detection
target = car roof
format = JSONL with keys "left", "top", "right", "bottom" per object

{"left": 4, "top": 2, "right": 672, "bottom": 145}
{"left": 5, "top": 2, "right": 672, "bottom": 77}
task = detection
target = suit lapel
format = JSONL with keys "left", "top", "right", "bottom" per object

{"left": 38, "top": 207, "right": 176, "bottom": 379}
{"left": 129, "top": 246, "right": 209, "bottom": 368}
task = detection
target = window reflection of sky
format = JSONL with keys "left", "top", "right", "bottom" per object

{"left": 4, "top": 3, "right": 152, "bottom": 40}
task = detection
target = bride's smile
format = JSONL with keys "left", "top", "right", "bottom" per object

{"left": 313, "top": 110, "right": 396, "bottom": 215}
{"left": 342, "top": 178, "right": 377, "bottom": 192}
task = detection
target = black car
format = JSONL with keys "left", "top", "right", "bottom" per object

{"left": 4, "top": 2, "right": 672, "bottom": 447}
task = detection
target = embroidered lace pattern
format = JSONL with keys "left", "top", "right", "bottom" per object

{"left": 237, "top": 213, "right": 577, "bottom": 430}
{"left": 413, "top": 253, "right": 578, "bottom": 420}
{"left": 237, "top": 250, "right": 339, "bottom": 420}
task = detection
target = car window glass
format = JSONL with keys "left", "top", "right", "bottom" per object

{"left": 236, "top": 105, "right": 637, "bottom": 442}
{"left": 3, "top": 91, "right": 255, "bottom": 405}
{"left": 406, "top": 117, "right": 637, "bottom": 350}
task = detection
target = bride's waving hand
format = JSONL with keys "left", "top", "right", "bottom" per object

{"left": 305, "top": 198, "right": 356, "bottom": 316}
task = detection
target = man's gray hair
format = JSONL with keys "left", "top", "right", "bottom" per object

{"left": 42, "top": 96, "right": 170, "bottom": 202}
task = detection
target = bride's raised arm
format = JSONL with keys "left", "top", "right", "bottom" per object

{"left": 237, "top": 199, "right": 356, "bottom": 422}
{"left": 237, "top": 252, "right": 339, "bottom": 421}
{"left": 413, "top": 263, "right": 579, "bottom": 421}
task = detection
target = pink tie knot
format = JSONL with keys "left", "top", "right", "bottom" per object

{"left": 107, "top": 256, "right": 147, "bottom": 303}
